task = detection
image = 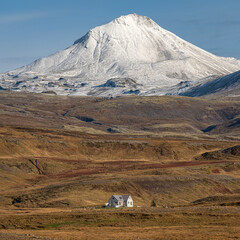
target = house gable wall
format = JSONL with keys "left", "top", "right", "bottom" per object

{"left": 108, "top": 195, "right": 133, "bottom": 208}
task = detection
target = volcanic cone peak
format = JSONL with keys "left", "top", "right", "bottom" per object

{"left": 2, "top": 14, "right": 240, "bottom": 96}
{"left": 73, "top": 13, "right": 186, "bottom": 63}
{"left": 111, "top": 13, "right": 158, "bottom": 27}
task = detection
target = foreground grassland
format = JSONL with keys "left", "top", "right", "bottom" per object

{"left": 0, "top": 125, "right": 240, "bottom": 239}
{"left": 1, "top": 206, "right": 240, "bottom": 239}
{"left": 0, "top": 93, "right": 240, "bottom": 239}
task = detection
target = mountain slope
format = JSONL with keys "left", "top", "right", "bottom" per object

{"left": 1, "top": 13, "right": 240, "bottom": 96}
{"left": 178, "top": 70, "right": 240, "bottom": 97}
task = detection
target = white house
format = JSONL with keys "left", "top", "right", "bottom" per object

{"left": 107, "top": 195, "right": 133, "bottom": 208}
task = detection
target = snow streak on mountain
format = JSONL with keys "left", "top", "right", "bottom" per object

{"left": 1, "top": 14, "right": 240, "bottom": 96}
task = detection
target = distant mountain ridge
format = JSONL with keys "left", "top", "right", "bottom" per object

{"left": 1, "top": 13, "right": 240, "bottom": 97}
{"left": 179, "top": 70, "right": 240, "bottom": 97}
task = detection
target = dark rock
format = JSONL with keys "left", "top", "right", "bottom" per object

{"left": 76, "top": 116, "right": 95, "bottom": 122}
{"left": 123, "top": 89, "right": 140, "bottom": 95}
{"left": 107, "top": 128, "right": 120, "bottom": 133}
{"left": 201, "top": 125, "right": 216, "bottom": 133}
{"left": 93, "top": 122, "right": 103, "bottom": 125}
{"left": 41, "top": 91, "right": 57, "bottom": 95}
{"left": 97, "top": 78, "right": 141, "bottom": 88}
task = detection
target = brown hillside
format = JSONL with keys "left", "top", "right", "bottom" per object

{"left": 1, "top": 92, "right": 240, "bottom": 139}
{"left": 1, "top": 92, "right": 240, "bottom": 239}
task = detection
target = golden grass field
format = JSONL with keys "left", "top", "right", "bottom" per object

{"left": 0, "top": 92, "right": 240, "bottom": 239}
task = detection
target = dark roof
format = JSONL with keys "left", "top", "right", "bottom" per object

{"left": 112, "top": 195, "right": 131, "bottom": 202}
{"left": 122, "top": 195, "right": 130, "bottom": 201}
{"left": 113, "top": 195, "right": 123, "bottom": 201}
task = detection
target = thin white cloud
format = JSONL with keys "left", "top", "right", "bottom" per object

{"left": 0, "top": 12, "right": 49, "bottom": 24}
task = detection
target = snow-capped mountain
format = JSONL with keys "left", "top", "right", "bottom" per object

{"left": 178, "top": 70, "right": 240, "bottom": 97}
{"left": 1, "top": 13, "right": 240, "bottom": 96}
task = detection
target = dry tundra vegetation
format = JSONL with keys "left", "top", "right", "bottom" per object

{"left": 0, "top": 92, "right": 240, "bottom": 239}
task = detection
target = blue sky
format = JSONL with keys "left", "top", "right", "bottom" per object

{"left": 1, "top": 0, "right": 240, "bottom": 72}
